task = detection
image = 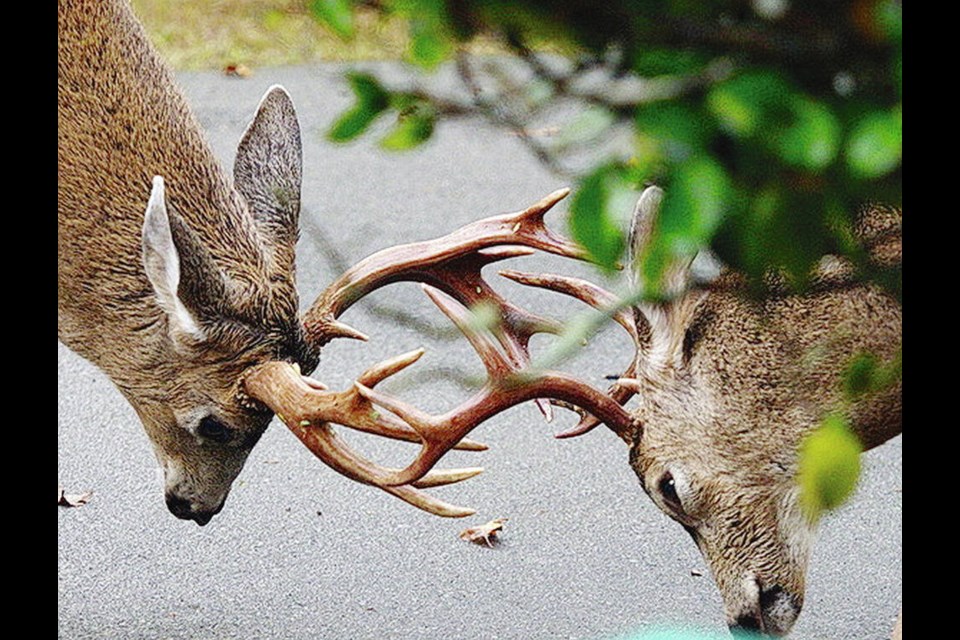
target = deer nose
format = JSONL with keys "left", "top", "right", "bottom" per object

{"left": 759, "top": 584, "right": 801, "bottom": 634}
{"left": 728, "top": 584, "right": 802, "bottom": 637}
{"left": 165, "top": 494, "right": 218, "bottom": 526}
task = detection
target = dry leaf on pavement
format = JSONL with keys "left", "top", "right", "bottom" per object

{"left": 58, "top": 486, "right": 93, "bottom": 508}
{"left": 459, "top": 517, "right": 508, "bottom": 547}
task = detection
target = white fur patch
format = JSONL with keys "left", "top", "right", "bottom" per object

{"left": 638, "top": 302, "right": 676, "bottom": 371}
{"left": 141, "top": 176, "right": 205, "bottom": 341}
{"left": 779, "top": 484, "right": 817, "bottom": 571}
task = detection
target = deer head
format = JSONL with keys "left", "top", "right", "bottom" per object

{"left": 614, "top": 188, "right": 901, "bottom": 635}
{"left": 70, "top": 87, "right": 315, "bottom": 524}
{"left": 59, "top": 0, "right": 315, "bottom": 524}
{"left": 60, "top": 0, "right": 629, "bottom": 526}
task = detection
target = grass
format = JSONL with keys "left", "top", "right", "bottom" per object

{"left": 130, "top": 0, "right": 411, "bottom": 70}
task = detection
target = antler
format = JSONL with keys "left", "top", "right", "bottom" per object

{"left": 497, "top": 270, "right": 643, "bottom": 438}
{"left": 242, "top": 188, "right": 641, "bottom": 517}
{"left": 351, "top": 285, "right": 638, "bottom": 486}
{"left": 241, "top": 354, "right": 485, "bottom": 518}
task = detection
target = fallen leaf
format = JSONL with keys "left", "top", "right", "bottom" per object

{"left": 58, "top": 486, "right": 93, "bottom": 508}
{"left": 459, "top": 517, "right": 508, "bottom": 547}
{"left": 224, "top": 64, "right": 253, "bottom": 78}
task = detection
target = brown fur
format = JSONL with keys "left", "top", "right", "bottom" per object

{"left": 58, "top": 0, "right": 316, "bottom": 524}
{"left": 624, "top": 188, "right": 901, "bottom": 635}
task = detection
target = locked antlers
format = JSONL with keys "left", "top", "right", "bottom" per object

{"left": 242, "top": 188, "right": 641, "bottom": 517}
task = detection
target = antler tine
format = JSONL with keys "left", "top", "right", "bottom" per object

{"left": 512, "top": 187, "right": 584, "bottom": 258}
{"left": 301, "top": 188, "right": 584, "bottom": 349}
{"left": 422, "top": 285, "right": 515, "bottom": 378}
{"left": 297, "top": 419, "right": 480, "bottom": 518}
{"left": 498, "top": 270, "right": 638, "bottom": 339}
{"left": 242, "top": 359, "right": 489, "bottom": 494}
{"left": 355, "top": 348, "right": 426, "bottom": 387}
{"left": 383, "top": 485, "right": 477, "bottom": 518}
{"left": 421, "top": 275, "right": 560, "bottom": 421}
{"left": 498, "top": 269, "right": 643, "bottom": 439}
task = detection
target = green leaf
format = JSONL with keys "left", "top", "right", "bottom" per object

{"left": 633, "top": 48, "right": 709, "bottom": 76}
{"left": 844, "top": 350, "right": 902, "bottom": 401}
{"left": 845, "top": 108, "right": 902, "bottom": 178}
{"left": 328, "top": 106, "right": 382, "bottom": 142}
{"left": 724, "top": 185, "right": 839, "bottom": 289}
{"left": 660, "top": 155, "right": 730, "bottom": 246}
{"left": 326, "top": 73, "right": 390, "bottom": 142}
{"left": 640, "top": 155, "right": 730, "bottom": 296}
{"left": 410, "top": 20, "right": 453, "bottom": 69}
{"left": 466, "top": 301, "right": 500, "bottom": 335}
{"left": 635, "top": 101, "right": 713, "bottom": 161}
{"left": 707, "top": 70, "right": 793, "bottom": 138}
{"left": 874, "top": 0, "right": 903, "bottom": 43}
{"left": 380, "top": 107, "right": 436, "bottom": 150}
{"left": 570, "top": 165, "right": 630, "bottom": 273}
{"left": 347, "top": 72, "right": 390, "bottom": 111}
{"left": 310, "top": 0, "right": 355, "bottom": 40}
{"left": 776, "top": 97, "right": 841, "bottom": 171}
{"left": 843, "top": 352, "right": 879, "bottom": 400}
{"left": 798, "top": 414, "right": 862, "bottom": 520}
{"left": 394, "top": 0, "right": 453, "bottom": 69}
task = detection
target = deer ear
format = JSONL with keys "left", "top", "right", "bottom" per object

{"left": 233, "top": 85, "right": 302, "bottom": 275}
{"left": 142, "top": 176, "right": 229, "bottom": 345}
{"left": 627, "top": 186, "right": 703, "bottom": 367}
{"left": 628, "top": 185, "right": 695, "bottom": 299}
{"left": 627, "top": 185, "right": 663, "bottom": 290}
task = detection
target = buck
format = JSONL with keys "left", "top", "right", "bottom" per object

{"left": 609, "top": 188, "right": 901, "bottom": 635}
{"left": 58, "top": 0, "right": 629, "bottom": 525}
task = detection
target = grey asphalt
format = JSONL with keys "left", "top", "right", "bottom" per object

{"left": 57, "top": 64, "right": 902, "bottom": 640}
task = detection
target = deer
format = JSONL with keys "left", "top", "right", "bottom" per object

{"left": 608, "top": 188, "right": 901, "bottom": 635}
{"left": 57, "top": 0, "right": 633, "bottom": 525}
{"left": 59, "top": 0, "right": 900, "bottom": 634}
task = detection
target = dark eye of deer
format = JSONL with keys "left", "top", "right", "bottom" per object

{"left": 197, "top": 416, "right": 233, "bottom": 443}
{"left": 659, "top": 472, "right": 683, "bottom": 513}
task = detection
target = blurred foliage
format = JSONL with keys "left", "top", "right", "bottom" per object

{"left": 131, "top": 0, "right": 414, "bottom": 69}
{"left": 798, "top": 412, "right": 863, "bottom": 520}
{"left": 312, "top": 0, "right": 901, "bottom": 295}
{"left": 843, "top": 348, "right": 902, "bottom": 402}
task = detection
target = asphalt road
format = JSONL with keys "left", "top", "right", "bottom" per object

{"left": 58, "top": 64, "right": 902, "bottom": 640}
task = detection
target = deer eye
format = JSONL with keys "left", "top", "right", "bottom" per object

{"left": 197, "top": 416, "right": 233, "bottom": 444}
{"left": 658, "top": 472, "right": 684, "bottom": 513}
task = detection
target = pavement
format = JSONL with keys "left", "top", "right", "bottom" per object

{"left": 58, "top": 64, "right": 902, "bottom": 640}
